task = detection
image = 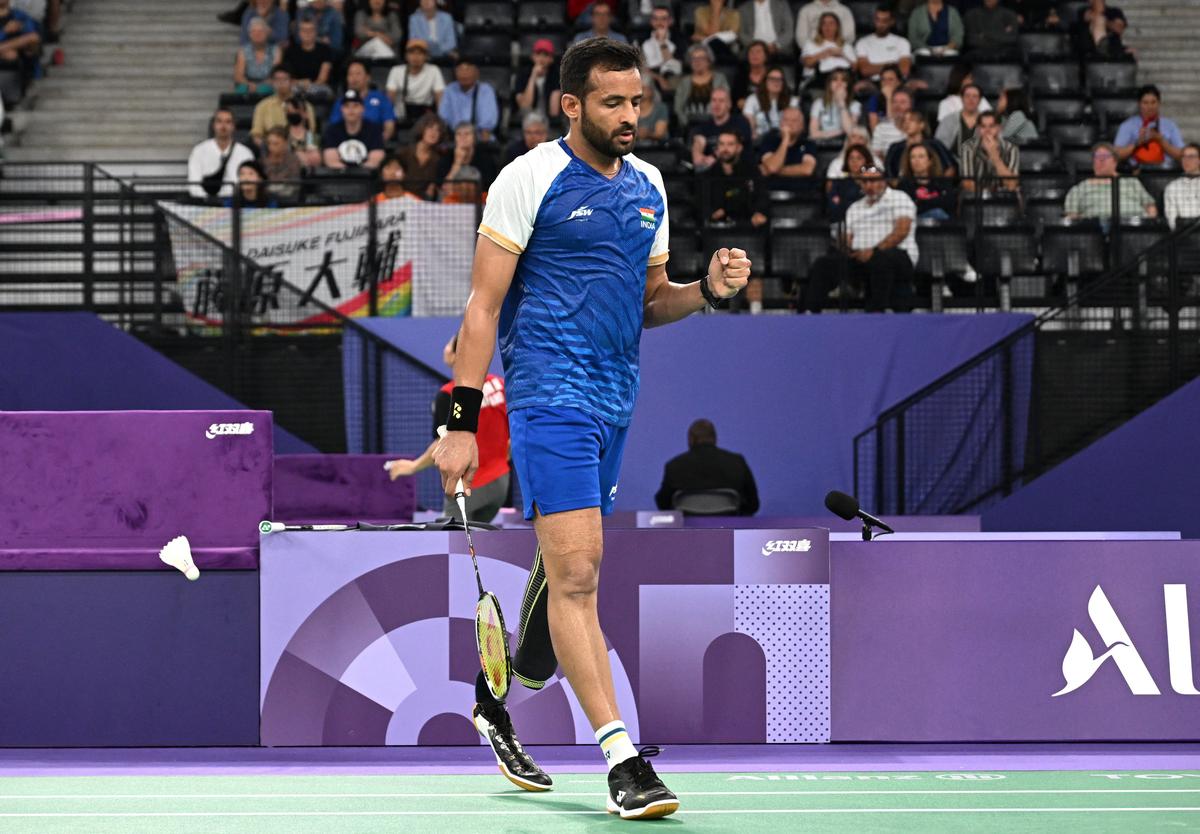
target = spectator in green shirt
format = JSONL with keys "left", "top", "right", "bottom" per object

{"left": 1064, "top": 142, "right": 1158, "bottom": 226}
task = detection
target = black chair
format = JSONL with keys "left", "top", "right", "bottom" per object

{"left": 961, "top": 193, "right": 1022, "bottom": 234}
{"left": 912, "top": 58, "right": 958, "bottom": 97}
{"left": 1085, "top": 60, "right": 1137, "bottom": 95}
{"left": 464, "top": 1, "right": 515, "bottom": 30}
{"left": 1042, "top": 223, "right": 1107, "bottom": 278}
{"left": 1035, "top": 94, "right": 1088, "bottom": 131}
{"left": 306, "top": 169, "right": 377, "bottom": 204}
{"left": 975, "top": 225, "right": 1040, "bottom": 279}
{"left": 1019, "top": 144, "right": 1059, "bottom": 173}
{"left": 478, "top": 66, "right": 512, "bottom": 101}
{"left": 1029, "top": 61, "right": 1080, "bottom": 95}
{"left": 516, "top": 1, "right": 566, "bottom": 29}
{"left": 768, "top": 193, "right": 822, "bottom": 228}
{"left": 1091, "top": 95, "right": 1138, "bottom": 132}
{"left": 672, "top": 488, "right": 742, "bottom": 516}
{"left": 972, "top": 63, "right": 1025, "bottom": 98}
{"left": 1048, "top": 120, "right": 1098, "bottom": 149}
{"left": 667, "top": 232, "right": 704, "bottom": 282}
{"left": 678, "top": 1, "right": 707, "bottom": 37}
{"left": 368, "top": 61, "right": 391, "bottom": 92}
{"left": 1021, "top": 171, "right": 1071, "bottom": 200}
{"left": 462, "top": 33, "right": 514, "bottom": 65}
{"left": 1018, "top": 31, "right": 1070, "bottom": 61}
{"left": 916, "top": 225, "right": 970, "bottom": 278}
{"left": 1060, "top": 144, "right": 1097, "bottom": 177}
{"left": 848, "top": 0, "right": 878, "bottom": 33}
{"left": 1026, "top": 196, "right": 1067, "bottom": 230}
{"left": 1140, "top": 171, "right": 1174, "bottom": 203}
{"left": 769, "top": 226, "right": 834, "bottom": 284}
{"left": 635, "top": 146, "right": 681, "bottom": 173}
{"left": 1114, "top": 221, "right": 1169, "bottom": 274}
{"left": 226, "top": 102, "right": 256, "bottom": 130}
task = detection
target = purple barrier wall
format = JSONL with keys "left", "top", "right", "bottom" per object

{"left": 984, "top": 375, "right": 1200, "bottom": 540}
{"left": 684, "top": 514, "right": 981, "bottom": 532}
{"left": 0, "top": 411, "right": 271, "bottom": 570}
{"left": 0, "top": 570, "right": 260, "bottom": 746}
{"left": 260, "top": 528, "right": 830, "bottom": 745}
{"left": 352, "top": 315, "right": 1031, "bottom": 517}
{"left": 0, "top": 313, "right": 314, "bottom": 453}
{"left": 831, "top": 539, "right": 1200, "bottom": 741}
{"left": 274, "top": 454, "right": 416, "bottom": 523}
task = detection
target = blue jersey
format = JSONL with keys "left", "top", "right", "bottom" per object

{"left": 478, "top": 139, "right": 670, "bottom": 426}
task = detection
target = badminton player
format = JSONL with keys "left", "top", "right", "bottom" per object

{"left": 435, "top": 38, "right": 750, "bottom": 820}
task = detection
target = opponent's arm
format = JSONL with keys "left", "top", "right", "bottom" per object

{"left": 643, "top": 247, "right": 752, "bottom": 328}
{"left": 433, "top": 236, "right": 519, "bottom": 493}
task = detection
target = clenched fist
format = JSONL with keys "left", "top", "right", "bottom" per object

{"left": 707, "top": 247, "right": 752, "bottom": 299}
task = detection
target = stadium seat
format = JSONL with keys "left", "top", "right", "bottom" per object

{"left": 1140, "top": 171, "right": 1174, "bottom": 203}
{"left": 1021, "top": 171, "right": 1071, "bottom": 200}
{"left": 679, "top": 1, "right": 707, "bottom": 36}
{"left": 369, "top": 61, "right": 391, "bottom": 92}
{"left": 960, "top": 193, "right": 1021, "bottom": 233}
{"left": 705, "top": 229, "right": 767, "bottom": 275}
{"left": 1114, "top": 221, "right": 1169, "bottom": 274}
{"left": 1035, "top": 94, "right": 1088, "bottom": 131}
{"left": 478, "top": 66, "right": 512, "bottom": 101}
{"left": 461, "top": 33, "right": 513, "bottom": 65}
{"left": 634, "top": 145, "right": 682, "bottom": 173}
{"left": 306, "top": 169, "right": 377, "bottom": 204}
{"left": 912, "top": 58, "right": 958, "bottom": 97}
{"left": 1060, "top": 145, "right": 1097, "bottom": 177}
{"left": 516, "top": 1, "right": 566, "bottom": 29}
{"left": 667, "top": 231, "right": 704, "bottom": 281}
{"left": 1018, "top": 30, "right": 1070, "bottom": 61}
{"left": 464, "top": 2, "right": 515, "bottom": 31}
{"left": 1018, "top": 144, "right": 1060, "bottom": 173}
{"left": 768, "top": 194, "right": 823, "bottom": 228}
{"left": 972, "top": 63, "right": 1025, "bottom": 98}
{"left": 975, "top": 225, "right": 1039, "bottom": 279}
{"left": 1029, "top": 61, "right": 1080, "bottom": 95}
{"left": 847, "top": 0, "right": 877, "bottom": 34}
{"left": 916, "top": 225, "right": 970, "bottom": 278}
{"left": 1085, "top": 60, "right": 1138, "bottom": 96}
{"left": 672, "top": 488, "right": 741, "bottom": 515}
{"left": 1042, "top": 223, "right": 1108, "bottom": 278}
{"left": 769, "top": 227, "right": 833, "bottom": 283}
{"left": 1092, "top": 94, "right": 1139, "bottom": 132}
{"left": 1048, "top": 120, "right": 1098, "bottom": 149}
{"left": 1026, "top": 196, "right": 1068, "bottom": 231}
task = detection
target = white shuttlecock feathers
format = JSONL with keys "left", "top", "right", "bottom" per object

{"left": 159, "top": 535, "right": 200, "bottom": 581}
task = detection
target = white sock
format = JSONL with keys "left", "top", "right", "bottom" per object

{"left": 595, "top": 720, "right": 638, "bottom": 770}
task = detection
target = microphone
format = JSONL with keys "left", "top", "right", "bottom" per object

{"left": 824, "top": 490, "right": 894, "bottom": 540}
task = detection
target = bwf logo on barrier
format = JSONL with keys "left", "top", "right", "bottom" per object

{"left": 761, "top": 540, "right": 812, "bottom": 557}
{"left": 205, "top": 422, "right": 255, "bottom": 440}
{"left": 1053, "top": 585, "right": 1198, "bottom": 697}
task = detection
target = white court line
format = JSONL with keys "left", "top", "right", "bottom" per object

{"left": 1, "top": 808, "right": 1199, "bottom": 818}
{"left": 4, "top": 789, "right": 1200, "bottom": 800}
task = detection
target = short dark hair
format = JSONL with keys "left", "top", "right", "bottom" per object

{"left": 717, "top": 128, "right": 743, "bottom": 144}
{"left": 237, "top": 159, "right": 265, "bottom": 177}
{"left": 345, "top": 58, "right": 368, "bottom": 77}
{"left": 270, "top": 64, "right": 291, "bottom": 78}
{"left": 687, "top": 419, "right": 716, "bottom": 447}
{"left": 978, "top": 111, "right": 1000, "bottom": 127}
{"left": 1138, "top": 84, "right": 1161, "bottom": 101}
{"left": 560, "top": 37, "right": 643, "bottom": 99}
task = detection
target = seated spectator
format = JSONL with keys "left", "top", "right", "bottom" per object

{"left": 330, "top": 59, "right": 397, "bottom": 142}
{"left": 801, "top": 12, "right": 856, "bottom": 80}
{"left": 826, "top": 126, "right": 877, "bottom": 179}
{"left": 283, "top": 95, "right": 322, "bottom": 169}
{"left": 386, "top": 38, "right": 445, "bottom": 125}
{"left": 897, "top": 143, "right": 957, "bottom": 221}
{"left": 731, "top": 39, "right": 770, "bottom": 110}
{"left": 806, "top": 165, "right": 917, "bottom": 312}
{"left": 703, "top": 129, "right": 769, "bottom": 227}
{"left": 743, "top": 67, "right": 797, "bottom": 139}
{"left": 907, "top": 0, "right": 963, "bottom": 57}
{"left": 240, "top": 0, "right": 288, "bottom": 46}
{"left": 738, "top": 0, "right": 794, "bottom": 59}
{"left": 1010, "top": 0, "right": 1063, "bottom": 29}
{"left": 187, "top": 108, "right": 257, "bottom": 200}
{"left": 825, "top": 142, "right": 872, "bottom": 220}
{"left": 1063, "top": 142, "right": 1157, "bottom": 226}
{"left": 643, "top": 4, "right": 685, "bottom": 87}
{"left": 963, "top": 0, "right": 1020, "bottom": 61}
{"left": 398, "top": 112, "right": 446, "bottom": 199}
{"left": 354, "top": 0, "right": 402, "bottom": 60}
{"left": 1075, "top": 0, "right": 1128, "bottom": 59}
{"left": 758, "top": 106, "right": 818, "bottom": 187}
{"left": 674, "top": 44, "right": 730, "bottom": 127}
{"left": 691, "top": 0, "right": 740, "bottom": 63}
{"left": 504, "top": 112, "right": 550, "bottom": 165}
{"left": 654, "top": 419, "right": 759, "bottom": 515}
{"left": 935, "top": 83, "right": 984, "bottom": 159}
{"left": 808, "top": 69, "right": 861, "bottom": 144}
{"left": 0, "top": 0, "right": 40, "bottom": 97}
{"left": 251, "top": 66, "right": 316, "bottom": 147}
{"left": 284, "top": 16, "right": 333, "bottom": 97}
{"left": 261, "top": 126, "right": 302, "bottom": 204}
{"left": 628, "top": 0, "right": 655, "bottom": 29}
{"left": 690, "top": 87, "right": 753, "bottom": 170}
{"left": 228, "top": 160, "right": 277, "bottom": 208}
{"left": 377, "top": 155, "right": 421, "bottom": 201}
{"left": 870, "top": 87, "right": 912, "bottom": 161}
{"left": 300, "top": 0, "right": 344, "bottom": 58}
{"left": 855, "top": 5, "right": 912, "bottom": 84}
{"left": 795, "top": 0, "right": 855, "bottom": 49}
{"left": 996, "top": 87, "right": 1038, "bottom": 145}
{"left": 885, "top": 110, "right": 955, "bottom": 177}
{"left": 959, "top": 112, "right": 1019, "bottom": 193}
{"left": 574, "top": 1, "right": 629, "bottom": 44}
{"left": 441, "top": 166, "right": 484, "bottom": 204}
{"left": 1164, "top": 143, "right": 1200, "bottom": 230}
{"left": 438, "top": 58, "right": 500, "bottom": 143}
{"left": 438, "top": 121, "right": 498, "bottom": 190}
{"left": 514, "top": 39, "right": 562, "bottom": 121}
{"left": 408, "top": 0, "right": 457, "bottom": 60}
{"left": 937, "top": 65, "right": 992, "bottom": 124}
{"left": 1114, "top": 85, "right": 1185, "bottom": 171}
{"left": 864, "top": 64, "right": 903, "bottom": 130}
{"left": 637, "top": 76, "right": 670, "bottom": 141}
{"left": 322, "top": 89, "right": 386, "bottom": 170}
{"left": 234, "top": 17, "right": 279, "bottom": 95}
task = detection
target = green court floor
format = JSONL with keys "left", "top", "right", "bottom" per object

{"left": 2, "top": 771, "right": 1199, "bottom": 832}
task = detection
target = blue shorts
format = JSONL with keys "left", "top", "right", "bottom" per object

{"left": 508, "top": 406, "right": 629, "bottom": 521}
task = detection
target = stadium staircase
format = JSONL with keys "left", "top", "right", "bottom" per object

{"left": 4, "top": 0, "right": 231, "bottom": 167}
{"left": 1123, "top": 0, "right": 1200, "bottom": 141}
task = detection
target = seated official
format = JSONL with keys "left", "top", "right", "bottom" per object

{"left": 655, "top": 419, "right": 759, "bottom": 515}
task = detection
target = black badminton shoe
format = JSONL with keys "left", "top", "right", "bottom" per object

{"left": 606, "top": 746, "right": 679, "bottom": 820}
{"left": 472, "top": 703, "right": 553, "bottom": 792}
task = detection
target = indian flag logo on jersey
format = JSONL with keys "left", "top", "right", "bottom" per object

{"left": 638, "top": 207, "right": 656, "bottom": 229}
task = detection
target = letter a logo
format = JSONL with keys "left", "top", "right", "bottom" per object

{"left": 1053, "top": 585, "right": 1160, "bottom": 697}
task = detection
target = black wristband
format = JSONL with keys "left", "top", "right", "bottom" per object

{"left": 698, "top": 274, "right": 723, "bottom": 309}
{"left": 445, "top": 386, "right": 483, "bottom": 433}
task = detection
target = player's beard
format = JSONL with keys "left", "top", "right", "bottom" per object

{"left": 579, "top": 103, "right": 637, "bottom": 160}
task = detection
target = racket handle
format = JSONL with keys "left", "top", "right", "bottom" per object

{"left": 435, "top": 426, "right": 471, "bottom": 521}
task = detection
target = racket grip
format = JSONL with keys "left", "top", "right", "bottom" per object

{"left": 435, "top": 426, "right": 471, "bottom": 517}
{"left": 259, "top": 520, "right": 284, "bottom": 534}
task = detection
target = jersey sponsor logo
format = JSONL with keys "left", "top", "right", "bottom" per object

{"left": 568, "top": 205, "right": 594, "bottom": 221}
{"left": 609, "top": 484, "right": 619, "bottom": 499}
{"left": 205, "top": 421, "right": 255, "bottom": 439}
{"left": 638, "top": 207, "right": 656, "bottom": 229}
{"left": 760, "top": 539, "right": 812, "bottom": 556}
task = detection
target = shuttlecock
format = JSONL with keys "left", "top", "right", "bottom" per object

{"left": 159, "top": 535, "right": 200, "bottom": 581}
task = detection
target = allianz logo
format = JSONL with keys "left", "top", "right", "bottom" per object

{"left": 1054, "top": 584, "right": 1197, "bottom": 697}
{"left": 761, "top": 539, "right": 812, "bottom": 556}
{"left": 205, "top": 421, "right": 255, "bottom": 440}
{"left": 568, "top": 205, "right": 594, "bottom": 221}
